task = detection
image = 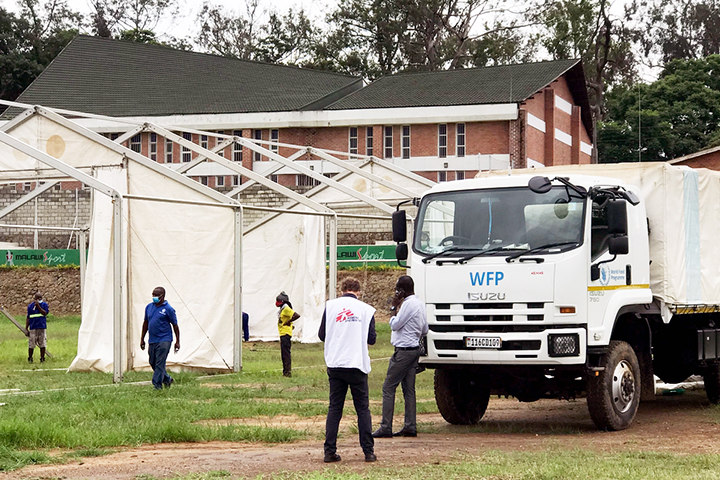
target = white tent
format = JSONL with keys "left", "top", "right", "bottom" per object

{"left": 0, "top": 101, "right": 434, "bottom": 380}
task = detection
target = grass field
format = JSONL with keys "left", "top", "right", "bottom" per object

{"left": 2, "top": 314, "right": 720, "bottom": 479}
{"left": 0, "top": 313, "right": 436, "bottom": 471}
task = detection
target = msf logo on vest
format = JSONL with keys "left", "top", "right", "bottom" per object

{"left": 335, "top": 308, "right": 361, "bottom": 322}
{"left": 468, "top": 271, "right": 506, "bottom": 301}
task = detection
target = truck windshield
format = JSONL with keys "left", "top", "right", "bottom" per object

{"left": 414, "top": 186, "right": 585, "bottom": 256}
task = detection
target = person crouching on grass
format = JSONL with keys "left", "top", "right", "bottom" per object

{"left": 140, "top": 286, "right": 180, "bottom": 389}
{"left": 276, "top": 291, "right": 300, "bottom": 377}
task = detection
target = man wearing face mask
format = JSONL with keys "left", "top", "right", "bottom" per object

{"left": 140, "top": 286, "right": 180, "bottom": 389}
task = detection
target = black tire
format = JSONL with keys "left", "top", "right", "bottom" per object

{"left": 704, "top": 363, "right": 720, "bottom": 404}
{"left": 586, "top": 340, "right": 641, "bottom": 431}
{"left": 434, "top": 368, "right": 490, "bottom": 425}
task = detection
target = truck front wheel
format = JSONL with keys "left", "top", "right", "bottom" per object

{"left": 434, "top": 368, "right": 490, "bottom": 425}
{"left": 586, "top": 340, "right": 641, "bottom": 431}
{"left": 704, "top": 363, "right": 720, "bottom": 404}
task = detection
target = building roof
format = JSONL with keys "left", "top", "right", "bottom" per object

{"left": 326, "top": 59, "right": 593, "bottom": 136}
{"left": 669, "top": 145, "right": 720, "bottom": 165}
{"left": 13, "top": 35, "right": 363, "bottom": 117}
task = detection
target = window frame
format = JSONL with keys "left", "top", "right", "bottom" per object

{"left": 401, "top": 125, "right": 410, "bottom": 159}
{"left": 149, "top": 132, "right": 157, "bottom": 161}
{"left": 182, "top": 132, "right": 192, "bottom": 163}
{"left": 366, "top": 127, "right": 374, "bottom": 157}
{"left": 438, "top": 124, "right": 447, "bottom": 158}
{"left": 384, "top": 126, "right": 393, "bottom": 159}
{"left": 456, "top": 123, "right": 466, "bottom": 157}
{"left": 165, "top": 138, "right": 173, "bottom": 163}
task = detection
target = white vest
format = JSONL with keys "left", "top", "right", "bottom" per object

{"left": 323, "top": 295, "right": 376, "bottom": 374}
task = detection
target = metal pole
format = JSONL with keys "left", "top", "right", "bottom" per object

{"left": 328, "top": 214, "right": 338, "bottom": 300}
{"left": 112, "top": 193, "right": 123, "bottom": 383}
{"left": 79, "top": 230, "right": 87, "bottom": 307}
{"left": 33, "top": 197, "right": 38, "bottom": 249}
{"left": 233, "top": 205, "right": 243, "bottom": 372}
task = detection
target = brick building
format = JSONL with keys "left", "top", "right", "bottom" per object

{"left": 10, "top": 35, "right": 594, "bottom": 189}
{"left": 669, "top": 146, "right": 720, "bottom": 170}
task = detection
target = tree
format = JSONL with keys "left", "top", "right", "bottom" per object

{"left": 0, "top": 1, "right": 80, "bottom": 104}
{"left": 88, "top": 0, "right": 180, "bottom": 42}
{"left": 599, "top": 55, "right": 720, "bottom": 162}
{"left": 635, "top": 0, "right": 720, "bottom": 63}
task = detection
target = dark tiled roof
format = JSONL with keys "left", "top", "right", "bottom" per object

{"left": 14, "top": 35, "right": 362, "bottom": 117}
{"left": 325, "top": 59, "right": 593, "bottom": 136}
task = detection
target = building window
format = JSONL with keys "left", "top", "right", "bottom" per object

{"left": 438, "top": 171, "right": 447, "bottom": 182}
{"left": 182, "top": 132, "right": 192, "bottom": 162}
{"left": 270, "top": 174, "right": 278, "bottom": 183}
{"left": 150, "top": 133, "right": 157, "bottom": 161}
{"left": 233, "top": 175, "right": 240, "bottom": 186}
{"left": 217, "top": 175, "right": 225, "bottom": 187}
{"left": 270, "top": 129, "right": 279, "bottom": 154}
{"left": 297, "top": 174, "right": 320, "bottom": 187}
{"left": 233, "top": 130, "right": 242, "bottom": 162}
{"left": 456, "top": 171, "right": 465, "bottom": 180}
{"left": 201, "top": 134, "right": 208, "bottom": 149}
{"left": 366, "top": 127, "right": 373, "bottom": 157}
{"left": 200, "top": 176, "right": 208, "bottom": 186}
{"left": 384, "top": 126, "right": 393, "bottom": 159}
{"left": 253, "top": 129, "right": 262, "bottom": 162}
{"left": 110, "top": 133, "right": 119, "bottom": 141}
{"left": 216, "top": 131, "right": 225, "bottom": 158}
{"left": 130, "top": 134, "right": 141, "bottom": 153}
{"left": 165, "top": 138, "right": 173, "bottom": 163}
{"left": 349, "top": 127, "right": 358, "bottom": 155}
{"left": 24, "top": 182, "right": 31, "bottom": 191}
{"left": 401, "top": 125, "right": 410, "bottom": 159}
{"left": 456, "top": 123, "right": 465, "bottom": 157}
{"left": 54, "top": 183, "right": 61, "bottom": 191}
{"left": 438, "top": 124, "right": 447, "bottom": 158}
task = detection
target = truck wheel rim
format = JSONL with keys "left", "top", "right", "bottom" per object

{"left": 611, "top": 360, "right": 635, "bottom": 413}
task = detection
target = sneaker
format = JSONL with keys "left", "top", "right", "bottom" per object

{"left": 164, "top": 377, "right": 174, "bottom": 388}
{"left": 364, "top": 453, "right": 377, "bottom": 462}
{"left": 371, "top": 428, "right": 393, "bottom": 438}
{"left": 323, "top": 452, "right": 341, "bottom": 463}
{"left": 27, "top": 357, "right": 33, "bottom": 364}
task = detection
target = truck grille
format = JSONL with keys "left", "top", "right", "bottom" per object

{"left": 430, "top": 302, "right": 546, "bottom": 332}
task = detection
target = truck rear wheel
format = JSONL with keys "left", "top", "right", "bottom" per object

{"left": 586, "top": 340, "right": 641, "bottom": 431}
{"left": 704, "top": 364, "right": 720, "bottom": 404}
{"left": 434, "top": 368, "right": 490, "bottom": 425}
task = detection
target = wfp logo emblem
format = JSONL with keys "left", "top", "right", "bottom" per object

{"left": 599, "top": 265, "right": 610, "bottom": 286}
{"left": 335, "top": 308, "right": 360, "bottom": 322}
{"left": 469, "top": 271, "right": 505, "bottom": 286}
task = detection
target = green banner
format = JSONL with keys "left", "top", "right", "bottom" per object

{"left": 327, "top": 245, "right": 397, "bottom": 267}
{"left": 2, "top": 249, "right": 80, "bottom": 267}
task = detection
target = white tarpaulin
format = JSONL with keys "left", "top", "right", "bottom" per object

{"left": 485, "top": 162, "right": 720, "bottom": 307}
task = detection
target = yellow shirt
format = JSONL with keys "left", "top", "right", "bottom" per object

{"left": 278, "top": 304, "right": 295, "bottom": 337}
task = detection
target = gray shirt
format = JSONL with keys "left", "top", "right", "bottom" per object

{"left": 389, "top": 294, "right": 428, "bottom": 348}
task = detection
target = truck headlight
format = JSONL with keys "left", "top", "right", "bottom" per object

{"left": 548, "top": 334, "right": 580, "bottom": 357}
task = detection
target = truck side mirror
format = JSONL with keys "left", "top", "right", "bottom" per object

{"left": 607, "top": 200, "right": 627, "bottom": 235}
{"left": 392, "top": 210, "right": 407, "bottom": 243}
{"left": 528, "top": 176, "right": 552, "bottom": 194}
{"left": 608, "top": 236, "right": 629, "bottom": 255}
{"left": 396, "top": 243, "right": 408, "bottom": 261}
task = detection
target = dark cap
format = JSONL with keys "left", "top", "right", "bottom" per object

{"left": 276, "top": 291, "right": 289, "bottom": 304}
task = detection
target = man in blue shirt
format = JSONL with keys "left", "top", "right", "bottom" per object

{"left": 140, "top": 286, "right": 180, "bottom": 389}
{"left": 26, "top": 292, "right": 49, "bottom": 363}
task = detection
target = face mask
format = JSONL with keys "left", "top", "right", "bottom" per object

{"left": 152, "top": 296, "right": 160, "bottom": 304}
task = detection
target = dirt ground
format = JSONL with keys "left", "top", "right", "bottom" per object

{"left": 3, "top": 391, "right": 719, "bottom": 480}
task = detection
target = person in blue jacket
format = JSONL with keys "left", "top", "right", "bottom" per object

{"left": 26, "top": 292, "right": 49, "bottom": 363}
{"left": 140, "top": 286, "right": 180, "bottom": 389}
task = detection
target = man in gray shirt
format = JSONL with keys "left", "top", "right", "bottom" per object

{"left": 372, "top": 275, "right": 429, "bottom": 438}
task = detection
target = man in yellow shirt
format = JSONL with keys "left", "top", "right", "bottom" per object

{"left": 276, "top": 291, "right": 300, "bottom": 377}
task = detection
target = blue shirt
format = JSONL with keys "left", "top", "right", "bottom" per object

{"left": 27, "top": 301, "right": 49, "bottom": 330}
{"left": 389, "top": 294, "right": 428, "bottom": 348}
{"left": 144, "top": 301, "right": 178, "bottom": 344}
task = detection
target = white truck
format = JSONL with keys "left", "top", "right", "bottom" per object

{"left": 392, "top": 162, "right": 720, "bottom": 430}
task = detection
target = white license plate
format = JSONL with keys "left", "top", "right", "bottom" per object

{"left": 465, "top": 336, "right": 502, "bottom": 349}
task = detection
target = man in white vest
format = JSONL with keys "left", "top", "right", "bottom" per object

{"left": 319, "top": 277, "right": 377, "bottom": 463}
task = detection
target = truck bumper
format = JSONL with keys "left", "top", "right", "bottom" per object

{"left": 422, "top": 327, "right": 587, "bottom": 366}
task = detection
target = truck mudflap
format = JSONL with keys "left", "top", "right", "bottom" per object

{"left": 421, "top": 327, "right": 587, "bottom": 365}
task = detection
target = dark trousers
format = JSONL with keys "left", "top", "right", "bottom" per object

{"left": 380, "top": 348, "right": 421, "bottom": 431}
{"left": 148, "top": 341, "right": 173, "bottom": 389}
{"left": 325, "top": 367, "right": 374, "bottom": 456}
{"left": 280, "top": 335, "right": 292, "bottom": 376}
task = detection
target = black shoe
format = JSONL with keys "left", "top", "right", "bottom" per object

{"left": 27, "top": 357, "right": 33, "bottom": 364}
{"left": 371, "top": 428, "right": 393, "bottom": 438}
{"left": 365, "top": 453, "right": 377, "bottom": 462}
{"left": 40, "top": 357, "right": 45, "bottom": 363}
{"left": 393, "top": 428, "right": 417, "bottom": 437}
{"left": 164, "top": 377, "right": 174, "bottom": 388}
{"left": 323, "top": 452, "right": 341, "bottom": 463}
{"left": 283, "top": 372, "right": 292, "bottom": 378}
